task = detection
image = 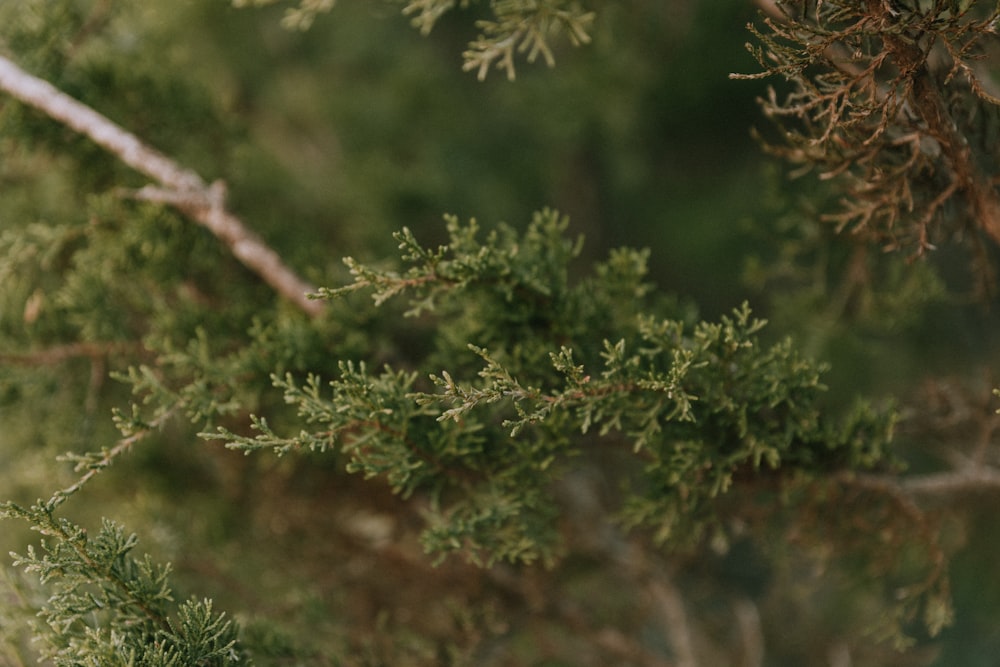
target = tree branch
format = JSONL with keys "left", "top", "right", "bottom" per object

{"left": 849, "top": 466, "right": 1000, "bottom": 499}
{"left": 901, "top": 467, "right": 1000, "bottom": 497}
{"left": 48, "top": 408, "right": 177, "bottom": 511}
{"left": 0, "top": 55, "right": 324, "bottom": 318}
{"left": 867, "top": 0, "right": 1000, "bottom": 248}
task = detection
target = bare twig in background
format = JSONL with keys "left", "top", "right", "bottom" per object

{"left": 896, "top": 378, "right": 1000, "bottom": 497}
{"left": 901, "top": 468, "right": 1000, "bottom": 496}
{"left": 733, "top": 597, "right": 764, "bottom": 667}
{"left": 48, "top": 408, "right": 177, "bottom": 510}
{"left": 0, "top": 55, "right": 324, "bottom": 318}
{"left": 650, "top": 577, "right": 699, "bottom": 667}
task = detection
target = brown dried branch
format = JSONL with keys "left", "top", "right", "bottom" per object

{"left": 741, "top": 0, "right": 1000, "bottom": 255}
{"left": 867, "top": 0, "right": 1000, "bottom": 249}
{"left": 0, "top": 55, "right": 324, "bottom": 318}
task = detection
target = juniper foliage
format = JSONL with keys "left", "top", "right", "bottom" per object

{"left": 234, "top": 0, "right": 596, "bottom": 79}
{"left": 0, "top": 0, "right": 998, "bottom": 664}
{"left": 0, "top": 503, "right": 244, "bottom": 666}
{"left": 735, "top": 0, "right": 1000, "bottom": 257}
{"left": 210, "top": 211, "right": 896, "bottom": 565}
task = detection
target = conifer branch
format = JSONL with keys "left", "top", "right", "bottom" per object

{"left": 48, "top": 408, "right": 176, "bottom": 511}
{"left": 0, "top": 55, "right": 324, "bottom": 318}
{"left": 22, "top": 511, "right": 173, "bottom": 635}
{"left": 901, "top": 466, "right": 1000, "bottom": 496}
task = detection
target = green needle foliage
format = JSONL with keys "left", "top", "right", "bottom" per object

{"left": 0, "top": 504, "right": 244, "bottom": 666}
{"left": 211, "top": 211, "right": 895, "bottom": 566}
{"left": 236, "top": 0, "right": 596, "bottom": 79}
{"left": 1, "top": 0, "right": 998, "bottom": 664}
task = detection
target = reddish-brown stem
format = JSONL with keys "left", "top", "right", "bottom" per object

{"left": 865, "top": 0, "right": 1000, "bottom": 247}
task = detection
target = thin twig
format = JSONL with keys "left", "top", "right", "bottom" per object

{"left": 734, "top": 597, "right": 764, "bottom": 667}
{"left": 0, "top": 55, "right": 324, "bottom": 318}
{"left": 48, "top": 409, "right": 176, "bottom": 510}
{"left": 650, "top": 577, "right": 699, "bottom": 667}
{"left": 901, "top": 467, "right": 1000, "bottom": 497}
{"left": 846, "top": 464, "right": 1000, "bottom": 500}
{"left": 868, "top": 0, "right": 1000, "bottom": 249}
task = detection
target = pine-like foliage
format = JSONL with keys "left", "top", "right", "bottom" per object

{"left": 1, "top": 0, "right": 999, "bottom": 664}
{"left": 235, "top": 0, "right": 596, "bottom": 78}
{"left": 0, "top": 504, "right": 244, "bottom": 666}
{"left": 208, "top": 210, "right": 896, "bottom": 567}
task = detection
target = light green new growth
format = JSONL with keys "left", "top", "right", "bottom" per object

{"left": 459, "top": 1, "right": 596, "bottom": 81}
{"left": 231, "top": 0, "right": 337, "bottom": 30}
{"left": 232, "top": 0, "right": 595, "bottom": 79}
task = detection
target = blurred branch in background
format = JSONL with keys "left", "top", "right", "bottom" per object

{"left": 0, "top": 54, "right": 324, "bottom": 318}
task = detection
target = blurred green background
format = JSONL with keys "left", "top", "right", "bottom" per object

{"left": 148, "top": 0, "right": 768, "bottom": 312}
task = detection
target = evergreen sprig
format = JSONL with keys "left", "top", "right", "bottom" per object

{"left": 233, "top": 0, "right": 596, "bottom": 79}
{"left": 213, "top": 212, "right": 897, "bottom": 565}
{"left": 0, "top": 505, "right": 245, "bottom": 666}
{"left": 460, "top": 1, "right": 596, "bottom": 81}
{"left": 231, "top": 0, "right": 336, "bottom": 30}
{"left": 318, "top": 210, "right": 583, "bottom": 314}
{"left": 208, "top": 364, "right": 450, "bottom": 497}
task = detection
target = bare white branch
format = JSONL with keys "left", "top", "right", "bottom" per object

{"left": 848, "top": 464, "right": 1000, "bottom": 500}
{"left": 734, "top": 597, "right": 764, "bottom": 667}
{"left": 902, "top": 467, "right": 1000, "bottom": 497}
{"left": 650, "top": 577, "right": 699, "bottom": 667}
{"left": 0, "top": 55, "right": 324, "bottom": 318}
